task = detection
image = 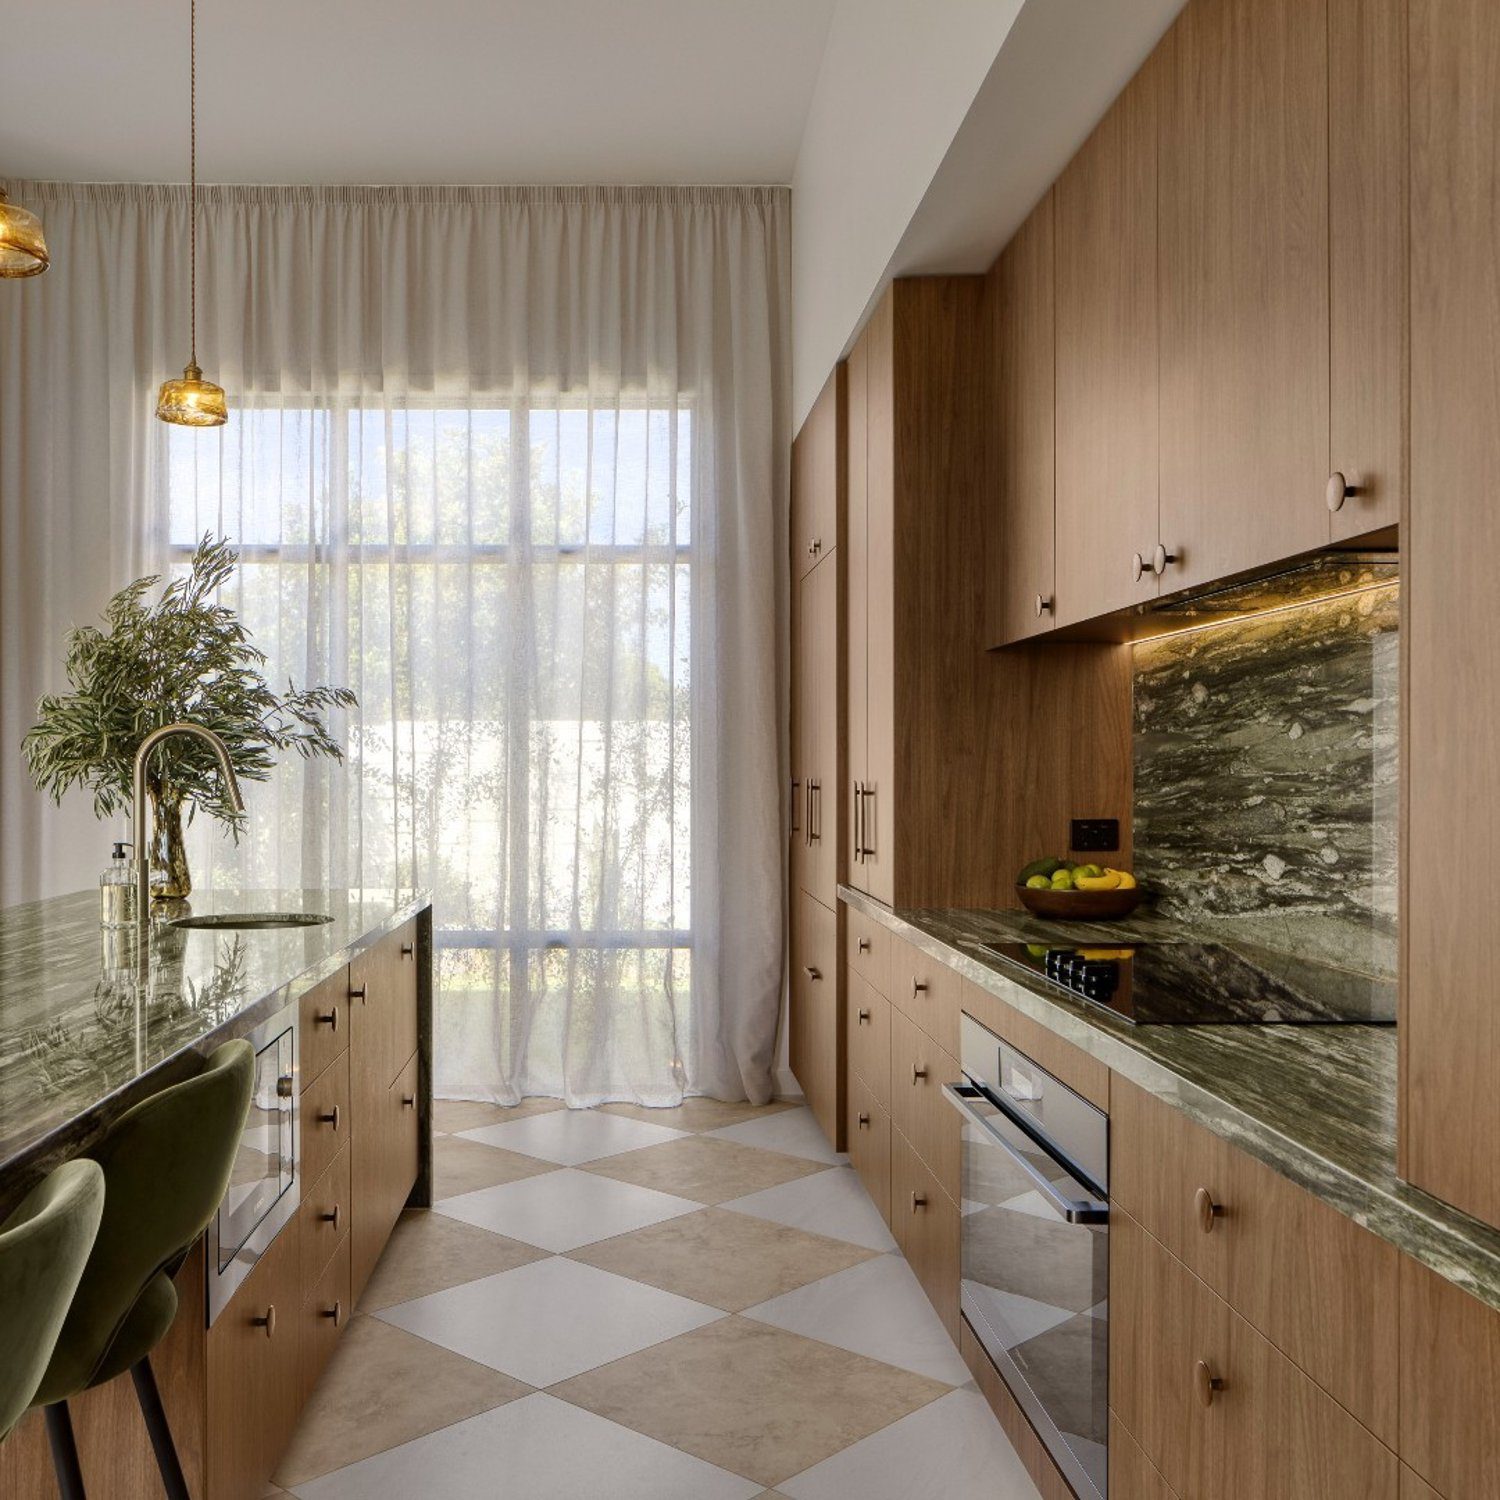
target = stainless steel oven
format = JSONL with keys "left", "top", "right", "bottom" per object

{"left": 206, "top": 1000, "right": 299, "bottom": 1322}
{"left": 945, "top": 1013, "right": 1109, "bottom": 1500}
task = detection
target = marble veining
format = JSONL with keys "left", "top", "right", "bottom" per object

{"left": 839, "top": 885, "right": 1500, "bottom": 1313}
{"left": 0, "top": 885, "right": 427, "bottom": 1211}
{"left": 1133, "top": 582, "right": 1399, "bottom": 977}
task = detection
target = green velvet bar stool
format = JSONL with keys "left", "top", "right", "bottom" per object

{"left": 32, "top": 1038, "right": 254, "bottom": 1500}
{"left": 0, "top": 1159, "right": 106, "bottom": 1443}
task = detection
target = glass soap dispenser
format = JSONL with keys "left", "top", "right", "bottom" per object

{"left": 100, "top": 841, "right": 136, "bottom": 928}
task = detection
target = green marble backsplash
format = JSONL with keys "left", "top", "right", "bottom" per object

{"left": 1132, "top": 582, "right": 1399, "bottom": 977}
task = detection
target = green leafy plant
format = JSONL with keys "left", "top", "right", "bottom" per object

{"left": 24, "top": 534, "right": 356, "bottom": 895}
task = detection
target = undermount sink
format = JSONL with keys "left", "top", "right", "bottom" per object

{"left": 166, "top": 912, "right": 334, "bottom": 931}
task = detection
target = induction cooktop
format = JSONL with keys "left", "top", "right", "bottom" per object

{"left": 981, "top": 939, "right": 1396, "bottom": 1026}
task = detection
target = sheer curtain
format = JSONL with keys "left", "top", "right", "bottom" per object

{"left": 0, "top": 183, "right": 789, "bottom": 1106}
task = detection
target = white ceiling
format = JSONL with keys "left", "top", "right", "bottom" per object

{"left": 1, "top": 0, "right": 837, "bottom": 185}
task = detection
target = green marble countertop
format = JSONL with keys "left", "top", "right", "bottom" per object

{"left": 840, "top": 885, "right": 1500, "bottom": 1312}
{"left": 0, "top": 886, "right": 428, "bottom": 1211}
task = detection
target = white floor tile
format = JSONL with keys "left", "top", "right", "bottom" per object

{"left": 721, "top": 1165, "right": 897, "bottom": 1252}
{"left": 742, "top": 1255, "right": 971, "bottom": 1385}
{"left": 965, "top": 1283, "right": 1077, "bottom": 1351}
{"left": 778, "top": 1389, "right": 1042, "bottom": 1500}
{"left": 290, "top": 1392, "right": 761, "bottom": 1500}
{"left": 435, "top": 1167, "right": 701, "bottom": 1252}
{"left": 374, "top": 1256, "right": 724, "bottom": 1388}
{"left": 996, "top": 1188, "right": 1067, "bottom": 1223}
{"left": 706, "top": 1105, "right": 845, "bottom": 1164}
{"left": 458, "top": 1107, "right": 688, "bottom": 1165}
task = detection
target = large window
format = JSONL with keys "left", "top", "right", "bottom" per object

{"left": 166, "top": 398, "right": 696, "bottom": 1091}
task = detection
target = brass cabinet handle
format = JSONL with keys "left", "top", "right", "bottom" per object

{"left": 1034, "top": 593, "right": 1054, "bottom": 617}
{"left": 858, "top": 937, "right": 871, "bottom": 954}
{"left": 858, "top": 1112, "right": 870, "bottom": 1127}
{"left": 1195, "top": 1186, "right": 1224, "bottom": 1234}
{"left": 401, "top": 942, "right": 415, "bottom": 957}
{"left": 349, "top": 984, "right": 367, "bottom": 1004}
{"left": 320, "top": 1299, "right": 344, "bottom": 1327}
{"left": 317, "top": 1105, "right": 341, "bottom": 1131}
{"left": 1151, "top": 543, "right": 1178, "bottom": 577}
{"left": 857, "top": 1008, "right": 871, "bottom": 1023}
{"left": 1194, "top": 1359, "right": 1225, "bottom": 1408}
{"left": 911, "top": 1191, "right": 927, "bottom": 1214}
{"left": 803, "top": 966, "right": 822, "bottom": 982}
{"left": 912, "top": 1063, "right": 928, "bottom": 1084}
{"left": 402, "top": 1094, "right": 417, "bottom": 1109}
{"left": 807, "top": 779, "right": 821, "bottom": 846}
{"left": 852, "top": 779, "right": 863, "bottom": 863}
{"left": 315, "top": 1007, "right": 339, "bottom": 1032}
{"left": 319, "top": 1203, "right": 342, "bottom": 1232}
{"left": 253, "top": 1305, "right": 277, "bottom": 1340}
{"left": 790, "top": 777, "right": 801, "bottom": 839}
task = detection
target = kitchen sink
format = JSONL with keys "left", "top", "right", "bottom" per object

{"left": 166, "top": 912, "right": 334, "bottom": 931}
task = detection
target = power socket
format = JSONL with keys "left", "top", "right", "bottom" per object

{"left": 1070, "top": 818, "right": 1120, "bottom": 854}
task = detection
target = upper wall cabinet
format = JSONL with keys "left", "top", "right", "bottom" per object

{"left": 792, "top": 367, "right": 843, "bottom": 580}
{"left": 1054, "top": 59, "right": 1161, "bottom": 627}
{"left": 988, "top": 191, "right": 1056, "bottom": 647}
{"left": 1157, "top": 0, "right": 1331, "bottom": 595}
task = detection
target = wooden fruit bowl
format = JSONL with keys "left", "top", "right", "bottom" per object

{"left": 1015, "top": 883, "right": 1146, "bottom": 921}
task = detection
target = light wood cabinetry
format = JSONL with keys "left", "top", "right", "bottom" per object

{"left": 301, "top": 1233, "right": 351, "bottom": 1404}
{"left": 300, "top": 1140, "right": 350, "bottom": 1295}
{"left": 299, "top": 967, "right": 349, "bottom": 1089}
{"left": 1401, "top": 1469, "right": 1445, "bottom": 1500}
{"left": 989, "top": 191, "right": 1056, "bottom": 645}
{"left": 1053, "top": 58, "right": 1161, "bottom": 625}
{"left": 788, "top": 887, "right": 840, "bottom": 1148}
{"left": 846, "top": 969, "right": 890, "bottom": 1111}
{"left": 353, "top": 1050, "right": 421, "bottom": 1304}
{"left": 891, "top": 1126, "right": 960, "bottom": 1341}
{"left": 1111, "top": 1412, "right": 1181, "bottom": 1500}
{"left": 845, "top": 1070, "right": 891, "bottom": 1225}
{"left": 797, "top": 553, "right": 839, "bottom": 905}
{"left": 1401, "top": 0, "right": 1500, "bottom": 1234}
{"left": 888, "top": 1006, "right": 960, "bottom": 1202}
{"left": 1111, "top": 1076, "right": 1398, "bottom": 1443}
{"left": 301, "top": 1048, "right": 349, "bottom": 1190}
{"left": 205, "top": 1215, "right": 304, "bottom": 1500}
{"left": 791, "top": 365, "right": 842, "bottom": 580}
{"left": 1157, "top": 0, "right": 1331, "bottom": 594}
{"left": 887, "top": 933, "right": 960, "bottom": 1060}
{"left": 844, "top": 903, "right": 888, "bottom": 996}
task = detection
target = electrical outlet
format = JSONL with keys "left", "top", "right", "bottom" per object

{"left": 1070, "top": 818, "right": 1120, "bottom": 853}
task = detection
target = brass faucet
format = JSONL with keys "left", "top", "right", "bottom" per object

{"left": 132, "top": 722, "right": 246, "bottom": 932}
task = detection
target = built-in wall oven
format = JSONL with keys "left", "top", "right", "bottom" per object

{"left": 945, "top": 1013, "right": 1109, "bottom": 1500}
{"left": 206, "top": 1000, "right": 299, "bottom": 1322}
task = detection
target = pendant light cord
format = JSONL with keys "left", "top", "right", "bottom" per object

{"left": 189, "top": 0, "right": 198, "bottom": 367}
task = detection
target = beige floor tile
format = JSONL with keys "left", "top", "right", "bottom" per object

{"left": 434, "top": 1133, "right": 558, "bottom": 1197}
{"left": 550, "top": 1315, "right": 948, "bottom": 1487}
{"left": 583, "top": 1135, "right": 826, "bottom": 1204}
{"left": 358, "top": 1208, "right": 548, "bottom": 1313}
{"left": 273, "top": 1315, "right": 530, "bottom": 1487}
{"left": 600, "top": 1097, "right": 798, "bottom": 1133}
{"left": 433, "top": 1096, "right": 564, "bottom": 1134}
{"left": 568, "top": 1206, "right": 876, "bottom": 1311}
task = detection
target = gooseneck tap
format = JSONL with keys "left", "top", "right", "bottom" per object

{"left": 132, "top": 722, "right": 246, "bottom": 934}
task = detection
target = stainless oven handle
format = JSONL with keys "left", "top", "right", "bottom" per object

{"left": 943, "top": 1082, "right": 1109, "bottom": 1225}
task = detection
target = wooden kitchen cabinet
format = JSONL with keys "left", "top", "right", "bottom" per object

{"left": 844, "top": 903, "right": 889, "bottom": 996}
{"left": 1157, "top": 0, "right": 1331, "bottom": 593}
{"left": 1401, "top": 0, "right": 1500, "bottom": 1234}
{"left": 797, "top": 553, "right": 839, "bottom": 906}
{"left": 845, "top": 969, "right": 890, "bottom": 1110}
{"left": 792, "top": 364, "right": 843, "bottom": 579}
{"left": 350, "top": 917, "right": 420, "bottom": 1107}
{"left": 988, "top": 190, "right": 1057, "bottom": 645}
{"left": 205, "top": 1214, "right": 303, "bottom": 1500}
{"left": 301, "top": 1047, "right": 349, "bottom": 1191}
{"left": 1054, "top": 58, "right": 1161, "bottom": 625}
{"left": 298, "top": 965, "right": 349, "bottom": 1088}
{"left": 846, "top": 1070, "right": 891, "bottom": 1225}
{"left": 1111, "top": 1412, "right": 1181, "bottom": 1500}
{"left": 300, "top": 1139, "right": 350, "bottom": 1295}
{"left": 891, "top": 1126, "right": 960, "bottom": 1341}
{"left": 788, "top": 886, "right": 840, "bottom": 1147}
{"left": 352, "top": 1049, "right": 421, "bottom": 1303}
{"left": 888, "top": 933, "right": 961, "bottom": 1060}
{"left": 301, "top": 1233, "right": 351, "bottom": 1404}
{"left": 888, "top": 1005, "right": 960, "bottom": 1202}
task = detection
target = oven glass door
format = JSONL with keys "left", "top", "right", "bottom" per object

{"left": 216, "top": 1023, "right": 295, "bottom": 1274}
{"left": 951, "top": 1083, "right": 1109, "bottom": 1500}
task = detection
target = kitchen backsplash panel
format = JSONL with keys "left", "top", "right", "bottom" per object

{"left": 1132, "top": 582, "right": 1399, "bottom": 977}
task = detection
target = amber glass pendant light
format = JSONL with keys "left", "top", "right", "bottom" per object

{"left": 0, "top": 188, "right": 49, "bottom": 277}
{"left": 157, "top": 0, "right": 227, "bottom": 427}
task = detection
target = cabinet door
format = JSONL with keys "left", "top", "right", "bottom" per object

{"left": 788, "top": 888, "right": 839, "bottom": 1148}
{"left": 792, "top": 367, "right": 841, "bottom": 579}
{"left": 350, "top": 921, "right": 420, "bottom": 1100}
{"left": 206, "top": 1217, "right": 303, "bottom": 1500}
{"left": 299, "top": 965, "right": 349, "bottom": 1090}
{"left": 789, "top": 559, "right": 808, "bottom": 897}
{"left": 801, "top": 552, "right": 839, "bottom": 905}
{"left": 1055, "top": 62, "right": 1161, "bottom": 624}
{"left": 860, "top": 292, "right": 896, "bottom": 905}
{"left": 351, "top": 1052, "right": 420, "bottom": 1304}
{"left": 845, "top": 1072, "right": 891, "bottom": 1225}
{"left": 891, "top": 1126, "right": 960, "bottom": 1341}
{"left": 989, "top": 190, "right": 1057, "bottom": 644}
{"left": 845, "top": 333, "right": 869, "bottom": 894}
{"left": 1403, "top": 0, "right": 1500, "bottom": 1232}
{"left": 1328, "top": 0, "right": 1406, "bottom": 539}
{"left": 301, "top": 1233, "right": 351, "bottom": 1404}
{"left": 1158, "top": 0, "right": 1330, "bottom": 592}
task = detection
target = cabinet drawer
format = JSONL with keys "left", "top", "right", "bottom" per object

{"left": 299, "top": 966, "right": 349, "bottom": 1090}
{"left": 1110, "top": 1412, "right": 1181, "bottom": 1500}
{"left": 300, "top": 1139, "right": 350, "bottom": 1293}
{"left": 844, "top": 904, "right": 889, "bottom": 996}
{"left": 351, "top": 918, "right": 421, "bottom": 1093}
{"left": 1111, "top": 1210, "right": 1398, "bottom": 1500}
{"left": 302, "top": 1048, "right": 350, "bottom": 1190}
{"left": 302, "top": 1232, "right": 351, "bottom": 1403}
{"left": 790, "top": 889, "right": 840, "bottom": 1149}
{"left": 892, "top": 1127, "right": 960, "bottom": 1341}
{"left": 846, "top": 1072, "right": 891, "bottom": 1224}
{"left": 352, "top": 1050, "right": 421, "bottom": 1304}
{"left": 846, "top": 971, "right": 890, "bottom": 1109}
{"left": 888, "top": 1006, "right": 960, "bottom": 1202}
{"left": 1111, "top": 1077, "right": 1397, "bottom": 1443}
{"left": 888, "top": 935, "right": 960, "bottom": 1058}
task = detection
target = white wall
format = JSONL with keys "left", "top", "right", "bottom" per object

{"left": 790, "top": 0, "right": 1024, "bottom": 427}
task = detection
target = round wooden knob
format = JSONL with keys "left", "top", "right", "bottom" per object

{"left": 401, "top": 943, "right": 415, "bottom": 957}
{"left": 911, "top": 1191, "right": 927, "bottom": 1214}
{"left": 1326, "top": 472, "right": 1358, "bottom": 512}
{"left": 1194, "top": 1359, "right": 1225, "bottom": 1408}
{"left": 911, "top": 978, "right": 927, "bottom": 1000}
{"left": 349, "top": 984, "right": 367, "bottom": 1004}
{"left": 803, "top": 966, "right": 822, "bottom": 981}
{"left": 1151, "top": 543, "right": 1178, "bottom": 576}
{"left": 315, "top": 1007, "right": 339, "bottom": 1031}
{"left": 321, "top": 1300, "right": 344, "bottom": 1327}
{"left": 858, "top": 938, "right": 871, "bottom": 953}
{"left": 318, "top": 1105, "right": 341, "bottom": 1131}
{"left": 1034, "top": 593, "right": 1054, "bottom": 618}
{"left": 857, "top": 1008, "right": 870, "bottom": 1023}
{"left": 402, "top": 1094, "right": 417, "bottom": 1109}
{"left": 1195, "top": 1186, "right": 1224, "bottom": 1234}
{"left": 320, "top": 1203, "right": 342, "bottom": 1232}
{"left": 254, "top": 1305, "right": 277, "bottom": 1340}
{"left": 858, "top": 1112, "right": 870, "bottom": 1127}
{"left": 1132, "top": 551, "right": 1148, "bottom": 582}
{"left": 912, "top": 1063, "right": 928, "bottom": 1084}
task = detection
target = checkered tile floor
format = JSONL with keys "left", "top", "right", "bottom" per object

{"left": 268, "top": 1097, "right": 1042, "bottom": 1499}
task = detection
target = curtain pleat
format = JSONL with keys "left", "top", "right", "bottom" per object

{"left": 0, "top": 181, "right": 790, "bottom": 1106}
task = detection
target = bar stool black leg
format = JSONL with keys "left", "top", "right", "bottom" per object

{"left": 130, "top": 1358, "right": 191, "bottom": 1500}
{"left": 43, "top": 1401, "right": 87, "bottom": 1500}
